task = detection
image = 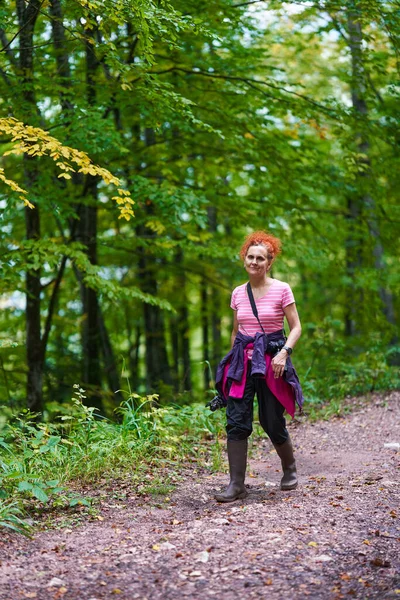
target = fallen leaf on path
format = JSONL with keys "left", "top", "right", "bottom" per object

{"left": 195, "top": 550, "right": 210, "bottom": 563}
{"left": 159, "top": 542, "right": 176, "bottom": 550}
{"left": 315, "top": 555, "right": 333, "bottom": 562}
{"left": 47, "top": 577, "right": 65, "bottom": 587}
{"left": 308, "top": 542, "right": 318, "bottom": 548}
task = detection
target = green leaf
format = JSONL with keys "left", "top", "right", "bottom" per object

{"left": 30, "top": 486, "right": 49, "bottom": 503}
{"left": 69, "top": 497, "right": 91, "bottom": 507}
{"left": 17, "top": 481, "right": 33, "bottom": 492}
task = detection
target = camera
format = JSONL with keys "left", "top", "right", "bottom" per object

{"left": 206, "top": 393, "right": 226, "bottom": 412}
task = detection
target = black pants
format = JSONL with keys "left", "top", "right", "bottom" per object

{"left": 226, "top": 367, "right": 288, "bottom": 445}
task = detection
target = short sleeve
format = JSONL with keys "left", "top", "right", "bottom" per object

{"left": 230, "top": 287, "right": 238, "bottom": 310}
{"left": 282, "top": 283, "right": 295, "bottom": 308}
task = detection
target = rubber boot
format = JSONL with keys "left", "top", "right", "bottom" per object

{"left": 215, "top": 439, "right": 248, "bottom": 502}
{"left": 273, "top": 436, "right": 298, "bottom": 491}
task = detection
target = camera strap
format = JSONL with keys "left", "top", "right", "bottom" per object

{"left": 246, "top": 282, "right": 266, "bottom": 335}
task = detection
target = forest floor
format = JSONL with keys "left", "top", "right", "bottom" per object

{"left": 0, "top": 391, "right": 399, "bottom": 600}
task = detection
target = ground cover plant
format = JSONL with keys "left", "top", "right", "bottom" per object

{"left": 0, "top": 385, "right": 225, "bottom": 536}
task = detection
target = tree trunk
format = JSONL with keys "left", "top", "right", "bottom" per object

{"left": 74, "top": 24, "right": 103, "bottom": 408}
{"left": 178, "top": 267, "right": 191, "bottom": 392}
{"left": 98, "top": 308, "right": 124, "bottom": 404}
{"left": 25, "top": 194, "right": 42, "bottom": 412}
{"left": 137, "top": 129, "right": 172, "bottom": 391}
{"left": 207, "top": 206, "right": 222, "bottom": 368}
{"left": 201, "top": 278, "right": 210, "bottom": 390}
{"left": 139, "top": 259, "right": 172, "bottom": 390}
{"left": 19, "top": 0, "right": 42, "bottom": 412}
{"left": 49, "top": 0, "right": 73, "bottom": 113}
{"left": 170, "top": 315, "right": 180, "bottom": 392}
{"left": 347, "top": 3, "right": 397, "bottom": 340}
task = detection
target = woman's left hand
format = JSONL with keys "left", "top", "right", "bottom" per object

{"left": 271, "top": 350, "right": 287, "bottom": 379}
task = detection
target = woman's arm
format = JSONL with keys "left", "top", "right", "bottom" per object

{"left": 282, "top": 302, "right": 302, "bottom": 350}
{"left": 231, "top": 310, "right": 239, "bottom": 349}
{"left": 271, "top": 303, "right": 302, "bottom": 378}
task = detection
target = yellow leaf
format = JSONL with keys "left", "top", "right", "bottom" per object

{"left": 58, "top": 173, "right": 72, "bottom": 179}
{"left": 23, "top": 199, "right": 35, "bottom": 209}
{"left": 308, "top": 541, "right": 318, "bottom": 547}
{"left": 152, "top": 544, "right": 160, "bottom": 551}
{"left": 244, "top": 132, "right": 255, "bottom": 139}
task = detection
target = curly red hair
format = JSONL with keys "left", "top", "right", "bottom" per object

{"left": 239, "top": 231, "right": 282, "bottom": 262}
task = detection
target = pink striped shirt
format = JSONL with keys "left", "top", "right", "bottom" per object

{"left": 231, "top": 279, "right": 295, "bottom": 335}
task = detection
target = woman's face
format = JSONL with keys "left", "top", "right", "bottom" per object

{"left": 244, "top": 244, "right": 271, "bottom": 277}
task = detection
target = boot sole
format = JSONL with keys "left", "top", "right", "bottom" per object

{"left": 214, "top": 491, "right": 248, "bottom": 503}
{"left": 281, "top": 482, "right": 298, "bottom": 491}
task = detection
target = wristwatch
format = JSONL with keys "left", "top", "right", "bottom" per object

{"left": 282, "top": 345, "right": 293, "bottom": 355}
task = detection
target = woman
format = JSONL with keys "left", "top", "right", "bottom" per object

{"left": 215, "top": 231, "right": 304, "bottom": 502}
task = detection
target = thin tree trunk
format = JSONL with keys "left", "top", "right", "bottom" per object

{"left": 137, "top": 129, "right": 172, "bottom": 391}
{"left": 124, "top": 305, "right": 141, "bottom": 390}
{"left": 201, "top": 278, "right": 210, "bottom": 390}
{"left": 49, "top": 0, "right": 73, "bottom": 113}
{"left": 173, "top": 249, "right": 191, "bottom": 392}
{"left": 139, "top": 262, "right": 172, "bottom": 390}
{"left": 98, "top": 309, "right": 124, "bottom": 403}
{"left": 207, "top": 206, "right": 222, "bottom": 367}
{"left": 170, "top": 315, "right": 180, "bottom": 392}
{"left": 179, "top": 287, "right": 191, "bottom": 392}
{"left": 25, "top": 193, "right": 42, "bottom": 412}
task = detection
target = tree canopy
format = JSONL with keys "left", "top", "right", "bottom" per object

{"left": 1, "top": 0, "right": 399, "bottom": 415}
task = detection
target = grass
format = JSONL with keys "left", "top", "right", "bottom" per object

{"left": 0, "top": 385, "right": 226, "bottom": 536}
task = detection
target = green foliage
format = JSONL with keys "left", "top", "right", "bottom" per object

{"left": 0, "top": 1, "right": 399, "bottom": 425}
{"left": 299, "top": 323, "right": 400, "bottom": 419}
{"left": 0, "top": 385, "right": 224, "bottom": 534}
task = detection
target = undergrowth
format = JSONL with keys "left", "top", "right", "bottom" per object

{"left": 0, "top": 385, "right": 225, "bottom": 536}
{"left": 298, "top": 329, "right": 400, "bottom": 420}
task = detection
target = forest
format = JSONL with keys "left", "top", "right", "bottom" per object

{"left": 0, "top": 0, "right": 399, "bottom": 538}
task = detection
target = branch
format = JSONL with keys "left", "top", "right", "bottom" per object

{"left": 40, "top": 255, "right": 68, "bottom": 361}
{"left": 0, "top": 66, "right": 12, "bottom": 87}
{"left": 0, "top": 29, "right": 18, "bottom": 66}
{"left": 151, "top": 67, "right": 338, "bottom": 116}
{"left": 366, "top": 71, "right": 385, "bottom": 106}
{"left": 327, "top": 12, "right": 349, "bottom": 44}
{"left": 232, "top": 0, "right": 266, "bottom": 6}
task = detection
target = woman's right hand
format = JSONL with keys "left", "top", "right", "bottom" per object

{"left": 271, "top": 349, "right": 288, "bottom": 378}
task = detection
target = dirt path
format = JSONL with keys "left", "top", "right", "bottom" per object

{"left": 0, "top": 392, "right": 399, "bottom": 600}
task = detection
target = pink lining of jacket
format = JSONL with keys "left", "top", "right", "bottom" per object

{"left": 221, "top": 344, "right": 296, "bottom": 418}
